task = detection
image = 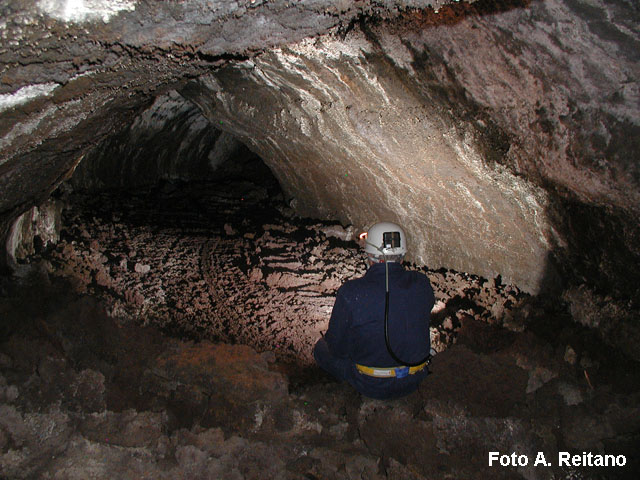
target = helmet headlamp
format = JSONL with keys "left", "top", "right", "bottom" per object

{"left": 363, "top": 222, "right": 407, "bottom": 257}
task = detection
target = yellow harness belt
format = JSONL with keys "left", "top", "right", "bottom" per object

{"left": 356, "top": 361, "right": 428, "bottom": 378}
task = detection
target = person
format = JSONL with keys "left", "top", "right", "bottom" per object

{"left": 313, "top": 221, "right": 435, "bottom": 399}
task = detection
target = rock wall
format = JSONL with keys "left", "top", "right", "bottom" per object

{"left": 3, "top": 0, "right": 424, "bottom": 239}
{"left": 401, "top": 0, "right": 640, "bottom": 300}
{"left": 5, "top": 198, "right": 62, "bottom": 268}
{"left": 1, "top": 0, "right": 639, "bottom": 302}
{"left": 36, "top": 180, "right": 537, "bottom": 363}
{"left": 181, "top": 34, "right": 554, "bottom": 293}
{"left": 181, "top": 0, "right": 640, "bottom": 298}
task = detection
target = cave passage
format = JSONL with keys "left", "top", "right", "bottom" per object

{"left": 47, "top": 158, "right": 347, "bottom": 365}
{"left": 3, "top": 155, "right": 640, "bottom": 479}
{"left": 28, "top": 151, "right": 531, "bottom": 367}
{"left": 2, "top": 116, "right": 640, "bottom": 480}
{"left": 2, "top": 0, "right": 640, "bottom": 477}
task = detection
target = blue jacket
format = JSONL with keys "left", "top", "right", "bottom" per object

{"left": 325, "top": 262, "right": 435, "bottom": 398}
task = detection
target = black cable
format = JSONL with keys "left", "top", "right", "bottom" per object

{"left": 383, "top": 262, "right": 431, "bottom": 368}
{"left": 363, "top": 235, "right": 430, "bottom": 368}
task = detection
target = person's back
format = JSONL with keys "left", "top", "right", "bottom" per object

{"left": 313, "top": 221, "right": 435, "bottom": 399}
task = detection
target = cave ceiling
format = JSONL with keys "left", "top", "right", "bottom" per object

{"left": 1, "top": 0, "right": 639, "bottom": 298}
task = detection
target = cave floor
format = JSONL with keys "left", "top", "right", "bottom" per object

{"left": 1, "top": 180, "right": 639, "bottom": 479}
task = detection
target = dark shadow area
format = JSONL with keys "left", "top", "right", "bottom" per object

{"left": 353, "top": 0, "right": 532, "bottom": 34}
{"left": 535, "top": 189, "right": 640, "bottom": 365}
{"left": 545, "top": 196, "right": 640, "bottom": 303}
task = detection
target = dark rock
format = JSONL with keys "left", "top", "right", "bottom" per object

{"left": 79, "top": 410, "right": 167, "bottom": 448}
{"left": 0, "top": 267, "right": 638, "bottom": 479}
{"left": 358, "top": 399, "right": 442, "bottom": 477}
{"left": 456, "top": 314, "right": 517, "bottom": 354}
{"left": 422, "top": 344, "right": 528, "bottom": 418}
{"left": 0, "top": 405, "right": 73, "bottom": 479}
{"left": 144, "top": 340, "right": 289, "bottom": 433}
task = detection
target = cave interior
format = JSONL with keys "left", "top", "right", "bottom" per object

{"left": 1, "top": 0, "right": 640, "bottom": 479}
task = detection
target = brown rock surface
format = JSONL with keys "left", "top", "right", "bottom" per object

{"left": 1, "top": 0, "right": 638, "bottom": 308}
{"left": 1, "top": 255, "right": 639, "bottom": 479}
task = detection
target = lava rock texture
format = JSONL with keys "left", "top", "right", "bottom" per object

{"left": 1, "top": 267, "right": 638, "bottom": 479}
{"left": 1, "top": 0, "right": 639, "bottom": 302}
{"left": 31, "top": 173, "right": 531, "bottom": 365}
{"left": 1, "top": 176, "right": 639, "bottom": 478}
{"left": 1, "top": 1, "right": 640, "bottom": 478}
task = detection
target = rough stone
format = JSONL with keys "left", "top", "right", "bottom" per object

{"left": 563, "top": 285, "right": 640, "bottom": 361}
{"left": 177, "top": 0, "right": 640, "bottom": 298}
{"left": 79, "top": 410, "right": 167, "bottom": 448}
{"left": 144, "top": 339, "right": 290, "bottom": 432}
{"left": 5, "top": 198, "right": 62, "bottom": 269}
{"left": 1, "top": 0, "right": 638, "bottom": 311}
{"left": 358, "top": 400, "right": 440, "bottom": 477}
{"left": 32, "top": 180, "right": 532, "bottom": 365}
{"left": 423, "top": 344, "right": 529, "bottom": 418}
{"left": 1, "top": 242, "right": 639, "bottom": 479}
{"left": 0, "top": 405, "right": 73, "bottom": 479}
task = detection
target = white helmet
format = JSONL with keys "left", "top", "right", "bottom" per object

{"left": 363, "top": 222, "right": 407, "bottom": 258}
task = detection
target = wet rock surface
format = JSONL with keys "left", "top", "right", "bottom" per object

{"left": 1, "top": 179, "right": 639, "bottom": 479}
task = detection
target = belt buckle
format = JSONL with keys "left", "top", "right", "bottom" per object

{"left": 395, "top": 366, "right": 409, "bottom": 378}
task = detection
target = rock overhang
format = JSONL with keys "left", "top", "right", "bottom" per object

{"left": 1, "top": 0, "right": 639, "bottom": 304}
{"left": 179, "top": 32, "right": 556, "bottom": 292}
